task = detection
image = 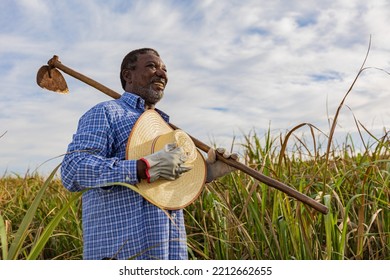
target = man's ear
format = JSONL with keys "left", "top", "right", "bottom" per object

{"left": 122, "top": 69, "right": 132, "bottom": 84}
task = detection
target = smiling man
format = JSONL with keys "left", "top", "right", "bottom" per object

{"left": 120, "top": 49, "right": 167, "bottom": 109}
{"left": 61, "top": 48, "right": 237, "bottom": 260}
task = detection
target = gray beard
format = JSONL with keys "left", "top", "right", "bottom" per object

{"left": 133, "top": 85, "right": 164, "bottom": 106}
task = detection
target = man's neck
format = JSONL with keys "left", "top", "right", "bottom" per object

{"left": 145, "top": 103, "right": 155, "bottom": 110}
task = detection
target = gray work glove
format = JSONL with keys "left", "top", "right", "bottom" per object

{"left": 141, "top": 143, "right": 193, "bottom": 183}
{"left": 206, "top": 147, "right": 238, "bottom": 183}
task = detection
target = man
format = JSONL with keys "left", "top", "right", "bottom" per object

{"left": 61, "top": 48, "right": 236, "bottom": 260}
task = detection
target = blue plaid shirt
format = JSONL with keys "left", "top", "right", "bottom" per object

{"left": 61, "top": 92, "right": 187, "bottom": 260}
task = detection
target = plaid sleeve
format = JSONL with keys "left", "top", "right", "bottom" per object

{"left": 61, "top": 104, "right": 138, "bottom": 192}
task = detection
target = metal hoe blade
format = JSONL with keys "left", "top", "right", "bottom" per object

{"left": 36, "top": 65, "right": 69, "bottom": 94}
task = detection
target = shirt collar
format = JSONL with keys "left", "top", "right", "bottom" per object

{"left": 120, "top": 92, "right": 169, "bottom": 122}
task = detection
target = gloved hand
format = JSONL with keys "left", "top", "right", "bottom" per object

{"left": 141, "top": 143, "right": 193, "bottom": 183}
{"left": 206, "top": 147, "right": 238, "bottom": 183}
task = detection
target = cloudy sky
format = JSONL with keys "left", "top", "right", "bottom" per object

{"left": 1, "top": 0, "right": 389, "bottom": 175}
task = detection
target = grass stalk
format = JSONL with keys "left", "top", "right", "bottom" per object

{"left": 7, "top": 164, "right": 60, "bottom": 260}
{"left": 27, "top": 192, "right": 82, "bottom": 259}
{"left": 0, "top": 214, "right": 8, "bottom": 259}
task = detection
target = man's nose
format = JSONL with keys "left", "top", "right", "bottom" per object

{"left": 155, "top": 68, "right": 167, "bottom": 80}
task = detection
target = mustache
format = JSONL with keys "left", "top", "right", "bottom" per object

{"left": 150, "top": 77, "right": 167, "bottom": 86}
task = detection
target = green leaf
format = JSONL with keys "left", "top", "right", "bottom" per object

{"left": 7, "top": 164, "right": 60, "bottom": 259}
{"left": 27, "top": 192, "right": 82, "bottom": 260}
{"left": 339, "top": 194, "right": 364, "bottom": 259}
{"left": 0, "top": 214, "right": 8, "bottom": 259}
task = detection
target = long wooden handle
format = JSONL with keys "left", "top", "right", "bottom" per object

{"left": 48, "top": 56, "right": 122, "bottom": 100}
{"left": 46, "top": 56, "right": 328, "bottom": 214}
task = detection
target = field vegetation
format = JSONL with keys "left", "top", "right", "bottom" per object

{"left": 1, "top": 122, "right": 388, "bottom": 260}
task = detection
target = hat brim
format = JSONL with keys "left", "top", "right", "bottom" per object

{"left": 126, "top": 110, "right": 206, "bottom": 210}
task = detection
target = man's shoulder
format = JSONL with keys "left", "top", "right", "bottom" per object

{"left": 78, "top": 100, "right": 124, "bottom": 124}
{"left": 87, "top": 99, "right": 126, "bottom": 114}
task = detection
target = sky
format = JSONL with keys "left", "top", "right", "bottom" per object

{"left": 0, "top": 0, "right": 389, "bottom": 176}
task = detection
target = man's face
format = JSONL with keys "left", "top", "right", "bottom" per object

{"left": 123, "top": 52, "right": 168, "bottom": 108}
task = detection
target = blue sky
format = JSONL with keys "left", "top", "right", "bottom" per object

{"left": 1, "top": 0, "right": 389, "bottom": 175}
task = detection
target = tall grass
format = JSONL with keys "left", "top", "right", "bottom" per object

{"left": 1, "top": 125, "right": 388, "bottom": 260}
{"left": 185, "top": 127, "right": 389, "bottom": 260}
{"left": 0, "top": 166, "right": 83, "bottom": 259}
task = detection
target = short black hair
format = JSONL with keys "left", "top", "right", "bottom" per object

{"left": 120, "top": 48, "right": 160, "bottom": 90}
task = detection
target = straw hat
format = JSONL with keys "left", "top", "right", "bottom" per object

{"left": 126, "top": 110, "right": 206, "bottom": 210}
